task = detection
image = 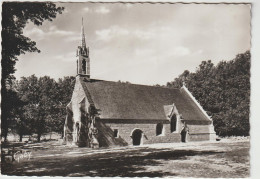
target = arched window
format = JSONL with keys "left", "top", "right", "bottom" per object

{"left": 114, "top": 129, "right": 119, "bottom": 138}
{"left": 171, "top": 114, "right": 177, "bottom": 132}
{"left": 156, "top": 123, "right": 163, "bottom": 136}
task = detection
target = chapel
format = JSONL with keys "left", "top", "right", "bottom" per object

{"left": 63, "top": 20, "right": 217, "bottom": 148}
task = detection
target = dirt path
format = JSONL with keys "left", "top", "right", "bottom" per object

{"left": 2, "top": 139, "right": 250, "bottom": 177}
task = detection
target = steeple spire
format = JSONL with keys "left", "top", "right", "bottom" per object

{"left": 77, "top": 17, "right": 90, "bottom": 78}
{"left": 81, "top": 17, "right": 86, "bottom": 47}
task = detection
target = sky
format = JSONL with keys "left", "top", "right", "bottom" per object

{"left": 14, "top": 2, "right": 251, "bottom": 85}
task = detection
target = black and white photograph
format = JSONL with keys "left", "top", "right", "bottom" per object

{"left": 1, "top": 1, "right": 255, "bottom": 178}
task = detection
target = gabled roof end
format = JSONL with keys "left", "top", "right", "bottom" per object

{"left": 181, "top": 85, "right": 212, "bottom": 121}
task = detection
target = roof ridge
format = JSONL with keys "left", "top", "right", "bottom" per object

{"left": 82, "top": 77, "right": 180, "bottom": 90}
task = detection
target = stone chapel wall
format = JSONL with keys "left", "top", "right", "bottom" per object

{"left": 65, "top": 76, "right": 89, "bottom": 146}
{"left": 185, "top": 122, "right": 211, "bottom": 142}
{"left": 96, "top": 120, "right": 212, "bottom": 147}
{"left": 96, "top": 120, "right": 182, "bottom": 146}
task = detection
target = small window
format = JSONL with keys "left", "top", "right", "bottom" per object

{"left": 156, "top": 123, "right": 163, "bottom": 136}
{"left": 114, "top": 129, "right": 119, "bottom": 138}
{"left": 171, "top": 114, "right": 177, "bottom": 132}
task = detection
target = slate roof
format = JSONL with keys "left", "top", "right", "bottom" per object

{"left": 79, "top": 77, "right": 210, "bottom": 122}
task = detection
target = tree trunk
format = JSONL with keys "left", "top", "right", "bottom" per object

{"left": 19, "top": 134, "right": 23, "bottom": 142}
{"left": 37, "top": 133, "right": 41, "bottom": 142}
{"left": 4, "top": 134, "right": 7, "bottom": 142}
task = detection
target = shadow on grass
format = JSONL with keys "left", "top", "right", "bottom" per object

{"left": 2, "top": 148, "right": 222, "bottom": 177}
{"left": 2, "top": 148, "right": 223, "bottom": 177}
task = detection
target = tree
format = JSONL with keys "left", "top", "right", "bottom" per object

{"left": 212, "top": 51, "right": 250, "bottom": 136}
{"left": 8, "top": 80, "right": 29, "bottom": 142}
{"left": 186, "top": 60, "right": 216, "bottom": 112}
{"left": 166, "top": 51, "right": 250, "bottom": 136}
{"left": 1, "top": 84, "right": 25, "bottom": 141}
{"left": 167, "top": 70, "right": 190, "bottom": 88}
{"left": 15, "top": 76, "right": 75, "bottom": 142}
{"left": 49, "top": 76, "right": 75, "bottom": 136}
{"left": 1, "top": 2, "right": 64, "bottom": 141}
{"left": 17, "top": 75, "right": 59, "bottom": 142}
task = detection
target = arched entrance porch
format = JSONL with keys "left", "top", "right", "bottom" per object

{"left": 131, "top": 129, "right": 143, "bottom": 146}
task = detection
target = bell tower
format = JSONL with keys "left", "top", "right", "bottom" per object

{"left": 77, "top": 17, "right": 90, "bottom": 78}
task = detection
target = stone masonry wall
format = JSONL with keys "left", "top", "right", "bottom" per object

{"left": 187, "top": 123, "right": 210, "bottom": 141}
{"left": 65, "top": 76, "right": 90, "bottom": 146}
{"left": 188, "top": 124, "right": 210, "bottom": 134}
{"left": 71, "top": 77, "right": 88, "bottom": 123}
{"left": 96, "top": 120, "right": 211, "bottom": 147}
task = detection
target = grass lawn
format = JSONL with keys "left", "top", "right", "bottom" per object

{"left": 1, "top": 139, "right": 250, "bottom": 177}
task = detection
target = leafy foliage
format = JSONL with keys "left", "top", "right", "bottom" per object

{"left": 167, "top": 51, "right": 250, "bottom": 136}
{"left": 2, "top": 2, "right": 64, "bottom": 86}
{"left": 50, "top": 77, "right": 75, "bottom": 136}
{"left": 14, "top": 76, "right": 75, "bottom": 141}
{"left": 1, "top": 2, "right": 64, "bottom": 140}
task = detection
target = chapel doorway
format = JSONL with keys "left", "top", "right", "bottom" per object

{"left": 181, "top": 129, "right": 187, "bottom": 142}
{"left": 132, "top": 129, "right": 143, "bottom": 146}
{"left": 181, "top": 123, "right": 189, "bottom": 142}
